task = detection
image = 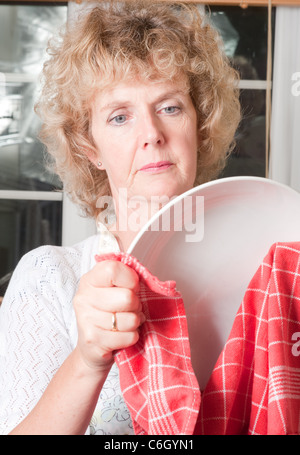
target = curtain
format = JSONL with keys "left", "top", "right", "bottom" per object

{"left": 269, "top": 6, "right": 300, "bottom": 192}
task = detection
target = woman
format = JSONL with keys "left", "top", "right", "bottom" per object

{"left": 0, "top": 1, "right": 240, "bottom": 435}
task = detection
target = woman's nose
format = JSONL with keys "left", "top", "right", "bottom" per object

{"left": 139, "top": 113, "right": 165, "bottom": 149}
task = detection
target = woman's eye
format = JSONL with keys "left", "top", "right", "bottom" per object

{"left": 110, "top": 114, "right": 127, "bottom": 125}
{"left": 162, "top": 106, "right": 180, "bottom": 115}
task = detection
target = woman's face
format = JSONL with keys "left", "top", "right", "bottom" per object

{"left": 90, "top": 77, "right": 199, "bottom": 207}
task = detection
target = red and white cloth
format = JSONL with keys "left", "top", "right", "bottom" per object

{"left": 96, "top": 242, "right": 300, "bottom": 435}
{"left": 198, "top": 241, "right": 300, "bottom": 435}
{"left": 95, "top": 252, "right": 201, "bottom": 435}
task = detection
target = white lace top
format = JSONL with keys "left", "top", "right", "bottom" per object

{"left": 0, "top": 227, "right": 134, "bottom": 435}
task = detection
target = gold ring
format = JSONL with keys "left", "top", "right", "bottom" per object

{"left": 112, "top": 312, "right": 118, "bottom": 332}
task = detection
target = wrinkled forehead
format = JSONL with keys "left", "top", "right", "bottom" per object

{"left": 92, "top": 74, "right": 192, "bottom": 111}
{"left": 84, "top": 48, "right": 193, "bottom": 119}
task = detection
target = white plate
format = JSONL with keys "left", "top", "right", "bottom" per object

{"left": 128, "top": 177, "right": 300, "bottom": 389}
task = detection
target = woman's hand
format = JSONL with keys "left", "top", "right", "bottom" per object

{"left": 73, "top": 260, "right": 145, "bottom": 373}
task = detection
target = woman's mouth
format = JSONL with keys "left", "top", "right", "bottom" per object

{"left": 138, "top": 161, "right": 173, "bottom": 173}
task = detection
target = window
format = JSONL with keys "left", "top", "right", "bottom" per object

{"left": 0, "top": 4, "right": 68, "bottom": 284}
{"left": 207, "top": 5, "right": 275, "bottom": 179}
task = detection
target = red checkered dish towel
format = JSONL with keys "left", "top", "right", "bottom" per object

{"left": 96, "top": 242, "right": 300, "bottom": 435}
{"left": 198, "top": 241, "right": 300, "bottom": 435}
{"left": 95, "top": 252, "right": 201, "bottom": 435}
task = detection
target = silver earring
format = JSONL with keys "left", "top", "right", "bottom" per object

{"left": 97, "top": 161, "right": 102, "bottom": 167}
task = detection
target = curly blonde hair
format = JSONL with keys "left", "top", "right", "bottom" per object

{"left": 36, "top": 0, "right": 240, "bottom": 218}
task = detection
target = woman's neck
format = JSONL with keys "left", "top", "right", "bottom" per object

{"left": 110, "top": 197, "right": 164, "bottom": 252}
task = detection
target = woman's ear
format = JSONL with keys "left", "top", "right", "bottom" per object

{"left": 84, "top": 149, "right": 105, "bottom": 170}
{"left": 96, "top": 160, "right": 104, "bottom": 170}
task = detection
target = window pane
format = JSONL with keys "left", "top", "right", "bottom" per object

{"left": 0, "top": 80, "right": 61, "bottom": 191}
{"left": 0, "top": 4, "right": 67, "bottom": 191}
{"left": 0, "top": 5, "right": 67, "bottom": 73}
{"left": 208, "top": 6, "right": 275, "bottom": 81}
{"left": 207, "top": 6, "right": 274, "bottom": 179}
{"left": 222, "top": 89, "right": 266, "bottom": 178}
{"left": 0, "top": 199, "right": 62, "bottom": 286}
